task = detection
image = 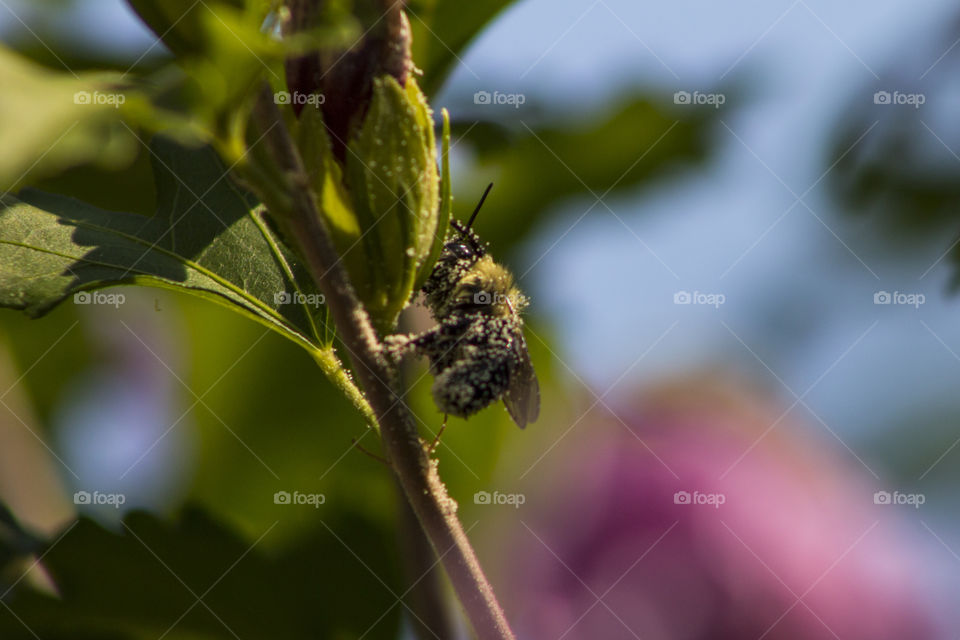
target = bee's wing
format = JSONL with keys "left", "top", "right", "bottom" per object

{"left": 503, "top": 330, "right": 540, "bottom": 429}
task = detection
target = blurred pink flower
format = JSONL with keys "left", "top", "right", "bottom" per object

{"left": 500, "top": 378, "right": 938, "bottom": 640}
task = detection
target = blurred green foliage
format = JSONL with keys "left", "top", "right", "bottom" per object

{"left": 827, "top": 10, "right": 960, "bottom": 284}
{"left": 447, "top": 96, "right": 712, "bottom": 253}
{"left": 0, "top": 46, "right": 139, "bottom": 193}
{"left": 1, "top": 508, "right": 401, "bottom": 639}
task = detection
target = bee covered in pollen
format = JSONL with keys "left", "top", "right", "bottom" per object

{"left": 386, "top": 184, "right": 540, "bottom": 428}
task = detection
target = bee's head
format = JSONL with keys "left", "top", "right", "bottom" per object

{"left": 424, "top": 183, "right": 517, "bottom": 317}
{"left": 443, "top": 220, "right": 485, "bottom": 262}
{"left": 444, "top": 182, "right": 493, "bottom": 263}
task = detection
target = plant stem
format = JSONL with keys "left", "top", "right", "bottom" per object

{"left": 395, "top": 480, "right": 458, "bottom": 639}
{"left": 246, "top": 84, "right": 516, "bottom": 640}
{"left": 394, "top": 313, "right": 457, "bottom": 639}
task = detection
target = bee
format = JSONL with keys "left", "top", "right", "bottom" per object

{"left": 386, "top": 184, "right": 540, "bottom": 428}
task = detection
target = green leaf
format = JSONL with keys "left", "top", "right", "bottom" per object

{"left": 406, "top": 0, "right": 516, "bottom": 95}
{"left": 31, "top": 143, "right": 158, "bottom": 218}
{"left": 0, "top": 136, "right": 332, "bottom": 352}
{"left": 0, "top": 45, "right": 138, "bottom": 193}
{"left": 296, "top": 105, "right": 360, "bottom": 253}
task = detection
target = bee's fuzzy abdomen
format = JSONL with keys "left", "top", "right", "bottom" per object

{"left": 421, "top": 315, "right": 517, "bottom": 418}
{"left": 430, "top": 352, "right": 511, "bottom": 418}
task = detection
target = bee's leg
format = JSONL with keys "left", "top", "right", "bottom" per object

{"left": 427, "top": 415, "right": 448, "bottom": 455}
{"left": 384, "top": 326, "right": 447, "bottom": 370}
{"left": 351, "top": 437, "right": 389, "bottom": 466}
{"left": 383, "top": 327, "right": 440, "bottom": 361}
{"left": 382, "top": 333, "right": 415, "bottom": 367}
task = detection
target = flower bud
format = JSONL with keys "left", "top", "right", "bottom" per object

{"left": 296, "top": 75, "right": 440, "bottom": 332}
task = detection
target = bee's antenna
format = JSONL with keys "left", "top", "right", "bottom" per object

{"left": 464, "top": 183, "right": 493, "bottom": 232}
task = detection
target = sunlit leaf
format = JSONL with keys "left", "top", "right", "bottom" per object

{"left": 414, "top": 107, "right": 452, "bottom": 292}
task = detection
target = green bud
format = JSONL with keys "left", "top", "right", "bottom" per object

{"left": 296, "top": 75, "right": 441, "bottom": 333}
